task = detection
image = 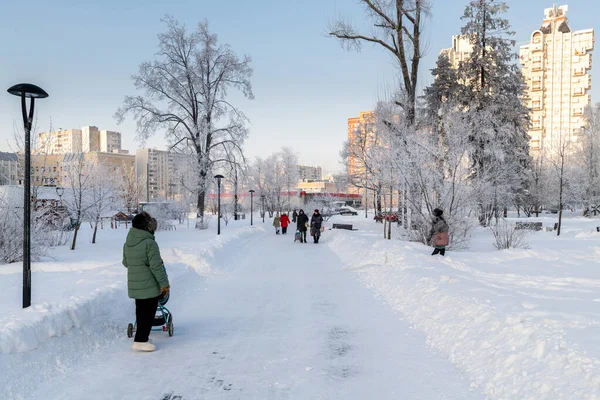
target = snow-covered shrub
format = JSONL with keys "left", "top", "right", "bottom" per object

{"left": 490, "top": 219, "right": 530, "bottom": 250}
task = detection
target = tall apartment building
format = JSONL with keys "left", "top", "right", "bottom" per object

{"left": 38, "top": 126, "right": 123, "bottom": 154}
{"left": 297, "top": 165, "right": 322, "bottom": 181}
{"left": 82, "top": 126, "right": 100, "bottom": 152}
{"left": 100, "top": 130, "right": 122, "bottom": 153}
{"left": 136, "top": 149, "right": 194, "bottom": 202}
{"left": 347, "top": 110, "right": 376, "bottom": 182}
{"left": 38, "top": 128, "right": 82, "bottom": 154}
{"left": 0, "top": 152, "right": 19, "bottom": 185}
{"left": 520, "top": 5, "right": 594, "bottom": 152}
{"left": 440, "top": 35, "right": 473, "bottom": 68}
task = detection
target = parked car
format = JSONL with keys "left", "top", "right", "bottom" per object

{"left": 337, "top": 206, "right": 358, "bottom": 216}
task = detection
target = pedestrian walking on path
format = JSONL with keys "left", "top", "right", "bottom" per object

{"left": 280, "top": 213, "right": 290, "bottom": 235}
{"left": 310, "top": 209, "right": 324, "bottom": 244}
{"left": 429, "top": 208, "right": 449, "bottom": 256}
{"left": 273, "top": 212, "right": 281, "bottom": 234}
{"left": 296, "top": 209, "right": 309, "bottom": 243}
{"left": 122, "top": 212, "right": 170, "bottom": 352}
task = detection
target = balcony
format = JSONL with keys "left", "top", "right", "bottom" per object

{"left": 573, "top": 108, "right": 584, "bottom": 116}
{"left": 532, "top": 63, "right": 543, "bottom": 72}
{"left": 574, "top": 88, "right": 586, "bottom": 96}
{"left": 574, "top": 68, "right": 586, "bottom": 76}
{"left": 532, "top": 84, "right": 542, "bottom": 92}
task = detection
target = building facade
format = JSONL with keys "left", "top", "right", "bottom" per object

{"left": 440, "top": 35, "right": 474, "bottom": 69}
{"left": 520, "top": 5, "right": 594, "bottom": 152}
{"left": 136, "top": 149, "right": 194, "bottom": 202}
{"left": 38, "top": 128, "right": 82, "bottom": 154}
{"left": 38, "top": 126, "right": 123, "bottom": 155}
{"left": 0, "top": 152, "right": 19, "bottom": 185}
{"left": 297, "top": 165, "right": 322, "bottom": 181}
{"left": 347, "top": 111, "right": 376, "bottom": 194}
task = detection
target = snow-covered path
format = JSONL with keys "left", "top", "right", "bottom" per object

{"left": 28, "top": 229, "right": 481, "bottom": 399}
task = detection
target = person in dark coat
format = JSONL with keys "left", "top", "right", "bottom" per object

{"left": 292, "top": 210, "right": 298, "bottom": 223}
{"left": 296, "top": 209, "right": 309, "bottom": 243}
{"left": 428, "top": 208, "right": 449, "bottom": 256}
{"left": 123, "top": 212, "right": 170, "bottom": 352}
{"left": 310, "top": 209, "right": 324, "bottom": 243}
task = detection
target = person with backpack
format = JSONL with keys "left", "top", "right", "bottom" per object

{"left": 280, "top": 212, "right": 290, "bottom": 235}
{"left": 123, "top": 212, "right": 170, "bottom": 352}
{"left": 310, "top": 209, "right": 324, "bottom": 244}
{"left": 429, "top": 208, "right": 449, "bottom": 256}
{"left": 296, "top": 209, "right": 309, "bottom": 243}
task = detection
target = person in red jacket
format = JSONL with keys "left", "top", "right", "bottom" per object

{"left": 280, "top": 212, "right": 291, "bottom": 235}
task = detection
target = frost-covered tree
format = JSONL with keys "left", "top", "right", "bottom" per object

{"left": 119, "top": 162, "right": 142, "bottom": 214}
{"left": 329, "top": 0, "right": 431, "bottom": 124}
{"left": 62, "top": 154, "right": 96, "bottom": 250}
{"left": 459, "top": 0, "right": 531, "bottom": 225}
{"left": 89, "top": 162, "right": 118, "bottom": 244}
{"left": 579, "top": 104, "right": 600, "bottom": 216}
{"left": 115, "top": 17, "right": 254, "bottom": 228}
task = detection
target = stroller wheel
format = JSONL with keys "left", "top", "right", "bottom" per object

{"left": 127, "top": 323, "right": 134, "bottom": 338}
{"left": 167, "top": 317, "right": 174, "bottom": 337}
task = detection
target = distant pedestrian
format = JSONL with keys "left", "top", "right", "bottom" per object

{"left": 123, "top": 212, "right": 170, "bottom": 352}
{"left": 273, "top": 212, "right": 281, "bottom": 234}
{"left": 280, "top": 213, "right": 290, "bottom": 235}
{"left": 296, "top": 209, "right": 309, "bottom": 243}
{"left": 310, "top": 209, "right": 324, "bottom": 244}
{"left": 292, "top": 209, "right": 298, "bottom": 223}
{"left": 428, "top": 208, "right": 449, "bottom": 256}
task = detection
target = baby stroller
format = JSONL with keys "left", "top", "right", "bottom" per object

{"left": 294, "top": 230, "right": 302, "bottom": 243}
{"left": 127, "top": 292, "right": 174, "bottom": 338}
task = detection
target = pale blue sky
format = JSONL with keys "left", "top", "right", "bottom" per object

{"left": 0, "top": 0, "right": 598, "bottom": 173}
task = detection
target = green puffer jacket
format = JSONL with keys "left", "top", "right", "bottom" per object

{"left": 122, "top": 228, "right": 170, "bottom": 299}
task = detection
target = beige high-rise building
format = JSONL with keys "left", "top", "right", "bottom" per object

{"left": 82, "top": 126, "right": 100, "bottom": 152}
{"left": 38, "top": 126, "right": 123, "bottom": 155}
{"left": 520, "top": 5, "right": 594, "bottom": 152}
{"left": 297, "top": 165, "right": 322, "bottom": 181}
{"left": 38, "top": 128, "right": 82, "bottom": 154}
{"left": 136, "top": 148, "right": 194, "bottom": 202}
{"left": 100, "top": 130, "right": 122, "bottom": 153}
{"left": 440, "top": 35, "right": 473, "bottom": 69}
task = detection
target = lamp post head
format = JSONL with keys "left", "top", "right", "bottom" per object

{"left": 7, "top": 83, "right": 49, "bottom": 99}
{"left": 55, "top": 187, "right": 64, "bottom": 197}
{"left": 214, "top": 174, "right": 224, "bottom": 183}
{"left": 249, "top": 189, "right": 255, "bottom": 194}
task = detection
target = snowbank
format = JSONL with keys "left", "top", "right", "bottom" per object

{"left": 326, "top": 216, "right": 600, "bottom": 399}
{"left": 0, "top": 223, "right": 258, "bottom": 354}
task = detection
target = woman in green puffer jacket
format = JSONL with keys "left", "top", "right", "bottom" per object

{"left": 122, "top": 212, "right": 170, "bottom": 352}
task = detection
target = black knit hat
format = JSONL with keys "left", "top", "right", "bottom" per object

{"left": 433, "top": 208, "right": 443, "bottom": 217}
{"left": 133, "top": 212, "right": 154, "bottom": 232}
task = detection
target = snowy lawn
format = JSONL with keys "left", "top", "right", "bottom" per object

{"left": 326, "top": 212, "right": 600, "bottom": 399}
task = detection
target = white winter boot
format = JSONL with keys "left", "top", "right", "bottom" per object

{"left": 132, "top": 341, "right": 156, "bottom": 352}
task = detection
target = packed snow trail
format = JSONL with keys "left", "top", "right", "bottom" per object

{"left": 26, "top": 229, "right": 481, "bottom": 399}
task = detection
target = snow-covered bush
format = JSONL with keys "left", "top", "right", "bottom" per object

{"left": 490, "top": 219, "right": 530, "bottom": 250}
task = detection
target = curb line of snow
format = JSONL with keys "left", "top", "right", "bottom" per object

{"left": 326, "top": 231, "right": 600, "bottom": 400}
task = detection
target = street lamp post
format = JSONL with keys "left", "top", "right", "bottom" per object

{"left": 8, "top": 83, "right": 49, "bottom": 309}
{"left": 214, "top": 175, "right": 224, "bottom": 235}
{"left": 261, "top": 195, "right": 265, "bottom": 223}
{"left": 249, "top": 190, "right": 255, "bottom": 226}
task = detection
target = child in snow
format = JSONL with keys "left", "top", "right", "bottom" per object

{"left": 429, "top": 208, "right": 449, "bottom": 256}
{"left": 273, "top": 212, "right": 281, "bottom": 234}
{"left": 123, "top": 212, "right": 170, "bottom": 352}
{"left": 280, "top": 213, "right": 290, "bottom": 235}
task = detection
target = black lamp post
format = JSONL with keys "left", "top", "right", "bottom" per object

{"left": 249, "top": 190, "right": 255, "bottom": 226}
{"left": 7, "top": 83, "right": 49, "bottom": 309}
{"left": 214, "top": 174, "right": 224, "bottom": 235}
{"left": 261, "top": 194, "right": 265, "bottom": 223}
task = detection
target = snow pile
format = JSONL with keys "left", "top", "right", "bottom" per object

{"left": 0, "top": 223, "right": 258, "bottom": 354}
{"left": 327, "top": 221, "right": 600, "bottom": 399}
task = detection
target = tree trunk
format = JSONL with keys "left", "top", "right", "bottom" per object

{"left": 92, "top": 218, "right": 99, "bottom": 244}
{"left": 71, "top": 223, "right": 80, "bottom": 250}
